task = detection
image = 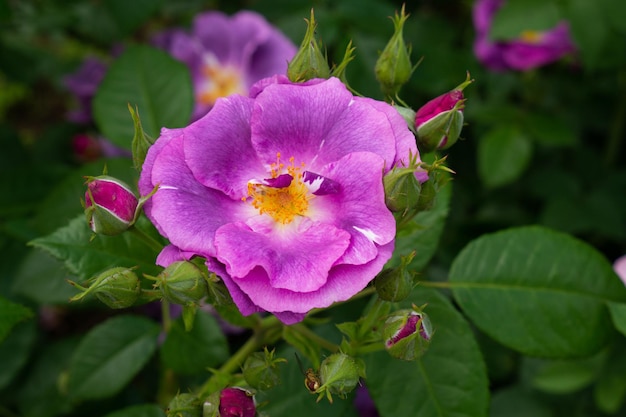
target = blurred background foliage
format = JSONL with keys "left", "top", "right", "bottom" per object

{"left": 1, "top": 0, "right": 625, "bottom": 416}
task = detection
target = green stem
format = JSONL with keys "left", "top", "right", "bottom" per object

{"left": 291, "top": 323, "right": 339, "bottom": 353}
{"left": 197, "top": 315, "right": 283, "bottom": 398}
{"left": 354, "top": 341, "right": 386, "bottom": 355}
{"left": 357, "top": 297, "right": 386, "bottom": 340}
{"left": 128, "top": 225, "right": 164, "bottom": 253}
{"left": 161, "top": 299, "right": 172, "bottom": 333}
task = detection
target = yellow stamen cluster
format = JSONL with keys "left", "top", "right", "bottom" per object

{"left": 519, "top": 30, "right": 545, "bottom": 44}
{"left": 198, "top": 61, "right": 245, "bottom": 106}
{"left": 246, "top": 153, "right": 311, "bottom": 224}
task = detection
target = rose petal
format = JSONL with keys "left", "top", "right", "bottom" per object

{"left": 185, "top": 95, "right": 266, "bottom": 199}
{"left": 215, "top": 218, "right": 351, "bottom": 292}
{"left": 250, "top": 78, "right": 396, "bottom": 170}
{"left": 228, "top": 242, "right": 394, "bottom": 314}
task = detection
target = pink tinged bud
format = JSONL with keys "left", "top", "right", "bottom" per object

{"left": 415, "top": 74, "right": 474, "bottom": 153}
{"left": 84, "top": 176, "right": 138, "bottom": 235}
{"left": 218, "top": 388, "right": 256, "bottom": 417}
{"left": 383, "top": 308, "right": 432, "bottom": 361}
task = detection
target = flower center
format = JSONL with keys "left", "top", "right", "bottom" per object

{"left": 197, "top": 54, "right": 246, "bottom": 106}
{"left": 246, "top": 154, "right": 311, "bottom": 224}
{"left": 519, "top": 30, "right": 545, "bottom": 44}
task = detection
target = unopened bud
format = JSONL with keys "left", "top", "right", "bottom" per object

{"left": 375, "top": 252, "right": 416, "bottom": 301}
{"left": 415, "top": 74, "right": 473, "bottom": 153}
{"left": 383, "top": 307, "right": 432, "bottom": 361}
{"left": 69, "top": 266, "right": 140, "bottom": 309}
{"left": 149, "top": 261, "right": 208, "bottom": 306}
{"left": 317, "top": 353, "right": 364, "bottom": 403}
{"left": 242, "top": 348, "right": 286, "bottom": 391}
{"left": 167, "top": 392, "right": 202, "bottom": 417}
{"left": 375, "top": 5, "right": 413, "bottom": 97}
{"left": 217, "top": 387, "right": 256, "bottom": 417}
{"left": 383, "top": 152, "right": 426, "bottom": 222}
{"left": 287, "top": 9, "right": 330, "bottom": 82}
{"left": 84, "top": 175, "right": 138, "bottom": 236}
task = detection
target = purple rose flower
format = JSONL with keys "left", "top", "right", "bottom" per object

{"left": 152, "top": 10, "right": 296, "bottom": 121}
{"left": 354, "top": 385, "right": 380, "bottom": 417}
{"left": 139, "top": 76, "right": 422, "bottom": 324}
{"left": 472, "top": 0, "right": 576, "bottom": 71}
{"left": 63, "top": 56, "right": 108, "bottom": 124}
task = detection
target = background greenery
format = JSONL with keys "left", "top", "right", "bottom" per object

{"left": 1, "top": 0, "right": 625, "bottom": 416}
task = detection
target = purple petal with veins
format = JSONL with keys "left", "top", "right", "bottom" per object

{"left": 303, "top": 171, "right": 341, "bottom": 195}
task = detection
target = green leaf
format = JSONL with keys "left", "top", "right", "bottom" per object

{"left": 529, "top": 356, "right": 602, "bottom": 394}
{"left": 391, "top": 178, "right": 451, "bottom": 272}
{"left": 93, "top": 45, "right": 193, "bottom": 149}
{"left": 12, "top": 249, "right": 78, "bottom": 304}
{"left": 490, "top": 0, "right": 561, "bottom": 40}
{"left": 449, "top": 226, "right": 626, "bottom": 357}
{"left": 103, "top": 404, "right": 165, "bottom": 417}
{"left": 0, "top": 295, "right": 33, "bottom": 342}
{"left": 160, "top": 309, "right": 229, "bottom": 375}
{"left": 609, "top": 302, "right": 626, "bottom": 337}
{"left": 593, "top": 337, "right": 626, "bottom": 414}
{"left": 0, "top": 320, "right": 37, "bottom": 390}
{"left": 30, "top": 214, "right": 163, "bottom": 281}
{"left": 526, "top": 112, "right": 578, "bottom": 148}
{"left": 489, "top": 386, "right": 551, "bottom": 417}
{"left": 103, "top": 0, "right": 163, "bottom": 35}
{"left": 67, "top": 315, "right": 160, "bottom": 400}
{"left": 478, "top": 126, "right": 532, "bottom": 189}
{"left": 17, "top": 337, "right": 80, "bottom": 417}
{"left": 365, "top": 288, "right": 489, "bottom": 417}
{"left": 598, "top": 0, "right": 626, "bottom": 34}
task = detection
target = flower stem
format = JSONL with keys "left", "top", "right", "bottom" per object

{"left": 418, "top": 281, "right": 452, "bottom": 289}
{"left": 197, "top": 314, "right": 283, "bottom": 398}
{"left": 128, "top": 225, "right": 164, "bottom": 253}
{"left": 161, "top": 299, "right": 172, "bottom": 333}
{"left": 291, "top": 323, "right": 339, "bottom": 353}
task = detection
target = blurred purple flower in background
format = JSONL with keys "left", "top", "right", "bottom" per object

{"left": 152, "top": 10, "right": 297, "bottom": 120}
{"left": 64, "top": 10, "right": 296, "bottom": 125}
{"left": 472, "top": 0, "right": 576, "bottom": 71}
{"left": 63, "top": 56, "right": 107, "bottom": 124}
{"left": 354, "top": 385, "right": 380, "bottom": 417}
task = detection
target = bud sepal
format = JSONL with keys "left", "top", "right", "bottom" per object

{"left": 287, "top": 9, "right": 330, "bottom": 82}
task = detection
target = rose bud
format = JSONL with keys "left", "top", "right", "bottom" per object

{"left": 84, "top": 175, "right": 139, "bottom": 236}
{"left": 383, "top": 307, "right": 433, "bottom": 361}
{"left": 218, "top": 387, "right": 256, "bottom": 417}
{"left": 68, "top": 266, "right": 140, "bottom": 309}
{"left": 375, "top": 252, "right": 416, "bottom": 302}
{"left": 415, "top": 75, "right": 473, "bottom": 153}
{"left": 317, "top": 353, "right": 364, "bottom": 403}
{"left": 167, "top": 392, "right": 202, "bottom": 417}
{"left": 287, "top": 9, "right": 330, "bottom": 82}
{"left": 375, "top": 5, "right": 413, "bottom": 97}
{"left": 242, "top": 348, "right": 287, "bottom": 391}
{"left": 383, "top": 153, "right": 422, "bottom": 215}
{"left": 148, "top": 261, "right": 209, "bottom": 306}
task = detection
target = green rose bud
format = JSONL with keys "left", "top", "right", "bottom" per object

{"left": 383, "top": 307, "right": 433, "bottom": 361}
{"left": 317, "top": 353, "right": 364, "bottom": 403}
{"left": 167, "top": 393, "right": 202, "bottom": 417}
{"left": 383, "top": 152, "right": 426, "bottom": 222}
{"left": 69, "top": 266, "right": 140, "bottom": 309}
{"left": 149, "top": 261, "right": 208, "bottom": 306}
{"left": 242, "top": 348, "right": 287, "bottom": 391}
{"left": 375, "top": 5, "right": 413, "bottom": 97}
{"left": 375, "top": 252, "right": 416, "bottom": 302}
{"left": 287, "top": 9, "right": 330, "bottom": 82}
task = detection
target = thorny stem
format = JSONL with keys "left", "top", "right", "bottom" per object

{"left": 197, "top": 314, "right": 283, "bottom": 398}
